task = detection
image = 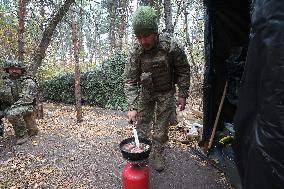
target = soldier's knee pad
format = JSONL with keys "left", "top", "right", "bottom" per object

{"left": 6, "top": 111, "right": 24, "bottom": 124}
{"left": 0, "top": 122, "right": 4, "bottom": 131}
{"left": 6, "top": 113, "right": 17, "bottom": 120}
{"left": 6, "top": 110, "right": 23, "bottom": 121}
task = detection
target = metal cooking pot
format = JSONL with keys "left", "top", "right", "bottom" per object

{"left": 119, "top": 137, "right": 152, "bottom": 162}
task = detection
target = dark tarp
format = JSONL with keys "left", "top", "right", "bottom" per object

{"left": 233, "top": 0, "right": 284, "bottom": 188}
{"left": 202, "top": 0, "right": 251, "bottom": 144}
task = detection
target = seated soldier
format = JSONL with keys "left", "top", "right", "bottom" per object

{"left": 0, "top": 60, "right": 38, "bottom": 145}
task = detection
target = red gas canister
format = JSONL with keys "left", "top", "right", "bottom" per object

{"left": 122, "top": 162, "right": 149, "bottom": 189}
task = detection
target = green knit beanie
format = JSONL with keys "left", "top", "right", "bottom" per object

{"left": 3, "top": 60, "right": 26, "bottom": 73}
{"left": 132, "top": 6, "right": 158, "bottom": 36}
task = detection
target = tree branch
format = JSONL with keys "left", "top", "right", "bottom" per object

{"left": 30, "top": 0, "right": 75, "bottom": 75}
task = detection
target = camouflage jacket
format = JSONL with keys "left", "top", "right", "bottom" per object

{"left": 0, "top": 74, "right": 37, "bottom": 107}
{"left": 123, "top": 33, "right": 190, "bottom": 110}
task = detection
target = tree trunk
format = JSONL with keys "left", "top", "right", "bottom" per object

{"left": 173, "top": 0, "right": 185, "bottom": 30}
{"left": 18, "top": 0, "right": 26, "bottom": 62}
{"left": 163, "top": 0, "right": 173, "bottom": 35}
{"left": 184, "top": 5, "right": 196, "bottom": 81}
{"left": 118, "top": 0, "right": 127, "bottom": 51}
{"left": 71, "top": 9, "right": 83, "bottom": 123}
{"left": 79, "top": 3, "right": 85, "bottom": 64}
{"left": 107, "top": 0, "right": 117, "bottom": 54}
{"left": 89, "top": 21, "right": 98, "bottom": 67}
{"left": 35, "top": 0, "right": 46, "bottom": 119}
{"left": 140, "top": 0, "right": 155, "bottom": 6}
{"left": 30, "top": 0, "right": 75, "bottom": 75}
{"left": 39, "top": 0, "right": 45, "bottom": 31}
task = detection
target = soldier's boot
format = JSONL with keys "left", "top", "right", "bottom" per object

{"left": 7, "top": 113, "right": 29, "bottom": 145}
{"left": 152, "top": 151, "right": 165, "bottom": 172}
{"left": 28, "top": 129, "right": 38, "bottom": 137}
{"left": 24, "top": 112, "right": 38, "bottom": 136}
{"left": 0, "top": 123, "right": 4, "bottom": 147}
{"left": 0, "top": 123, "right": 4, "bottom": 137}
{"left": 15, "top": 132, "right": 29, "bottom": 145}
{"left": 14, "top": 126, "right": 29, "bottom": 145}
{"left": 151, "top": 141, "right": 166, "bottom": 172}
{"left": 0, "top": 121, "right": 4, "bottom": 146}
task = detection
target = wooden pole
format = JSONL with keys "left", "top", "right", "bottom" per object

{"left": 207, "top": 81, "right": 228, "bottom": 153}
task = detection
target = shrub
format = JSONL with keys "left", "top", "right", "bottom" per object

{"left": 41, "top": 53, "right": 128, "bottom": 110}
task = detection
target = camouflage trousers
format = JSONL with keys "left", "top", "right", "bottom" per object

{"left": 137, "top": 90, "right": 176, "bottom": 152}
{"left": 0, "top": 105, "right": 9, "bottom": 136}
{"left": 0, "top": 105, "right": 34, "bottom": 137}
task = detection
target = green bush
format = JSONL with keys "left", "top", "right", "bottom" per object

{"left": 41, "top": 53, "right": 128, "bottom": 110}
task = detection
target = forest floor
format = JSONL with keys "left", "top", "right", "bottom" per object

{"left": 0, "top": 102, "right": 232, "bottom": 189}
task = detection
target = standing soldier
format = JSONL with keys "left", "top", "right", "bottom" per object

{"left": 123, "top": 6, "right": 190, "bottom": 172}
{"left": 0, "top": 60, "right": 38, "bottom": 145}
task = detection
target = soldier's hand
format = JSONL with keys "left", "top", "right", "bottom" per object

{"left": 177, "top": 97, "right": 186, "bottom": 111}
{"left": 127, "top": 110, "right": 138, "bottom": 124}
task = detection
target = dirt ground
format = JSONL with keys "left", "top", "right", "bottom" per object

{"left": 0, "top": 103, "right": 232, "bottom": 189}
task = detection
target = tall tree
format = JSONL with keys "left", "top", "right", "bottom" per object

{"left": 18, "top": 0, "right": 26, "bottom": 61}
{"left": 106, "top": 0, "right": 117, "bottom": 54}
{"left": 30, "top": 0, "right": 75, "bottom": 75}
{"left": 39, "top": 0, "right": 45, "bottom": 31}
{"left": 139, "top": 0, "right": 155, "bottom": 6}
{"left": 173, "top": 0, "right": 185, "bottom": 30}
{"left": 71, "top": 8, "right": 82, "bottom": 123}
{"left": 163, "top": 0, "right": 173, "bottom": 35}
{"left": 117, "top": 0, "right": 128, "bottom": 51}
{"left": 183, "top": 3, "right": 196, "bottom": 79}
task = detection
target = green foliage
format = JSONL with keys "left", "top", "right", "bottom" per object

{"left": 41, "top": 53, "right": 128, "bottom": 110}
{"left": 0, "top": 4, "right": 18, "bottom": 60}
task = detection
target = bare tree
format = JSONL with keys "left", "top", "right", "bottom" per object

{"left": 39, "top": 0, "right": 45, "bottom": 31}
{"left": 18, "top": 0, "right": 26, "bottom": 61}
{"left": 71, "top": 9, "right": 82, "bottom": 123}
{"left": 35, "top": 0, "right": 47, "bottom": 119}
{"left": 107, "top": 0, "right": 117, "bottom": 54}
{"left": 88, "top": 10, "right": 99, "bottom": 66}
{"left": 30, "top": 0, "right": 75, "bottom": 75}
{"left": 183, "top": 5, "right": 196, "bottom": 78}
{"left": 163, "top": 0, "right": 173, "bottom": 35}
{"left": 140, "top": 0, "right": 155, "bottom": 6}
{"left": 173, "top": 0, "right": 186, "bottom": 30}
{"left": 117, "top": 0, "right": 128, "bottom": 51}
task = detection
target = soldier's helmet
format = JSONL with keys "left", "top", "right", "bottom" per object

{"left": 2, "top": 60, "right": 26, "bottom": 73}
{"left": 132, "top": 6, "right": 158, "bottom": 36}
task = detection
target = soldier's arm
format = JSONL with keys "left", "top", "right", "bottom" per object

{"left": 123, "top": 49, "right": 140, "bottom": 110}
{"left": 14, "top": 78, "right": 37, "bottom": 106}
{"left": 0, "top": 76, "right": 14, "bottom": 104}
{"left": 0, "top": 77, "right": 4, "bottom": 105}
{"left": 0, "top": 77, "right": 3, "bottom": 100}
{"left": 172, "top": 41, "right": 190, "bottom": 98}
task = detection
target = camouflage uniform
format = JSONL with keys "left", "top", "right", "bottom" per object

{"left": 0, "top": 60, "right": 37, "bottom": 143}
{"left": 123, "top": 33, "right": 190, "bottom": 165}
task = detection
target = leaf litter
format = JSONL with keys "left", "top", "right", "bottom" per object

{"left": 0, "top": 102, "right": 231, "bottom": 188}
